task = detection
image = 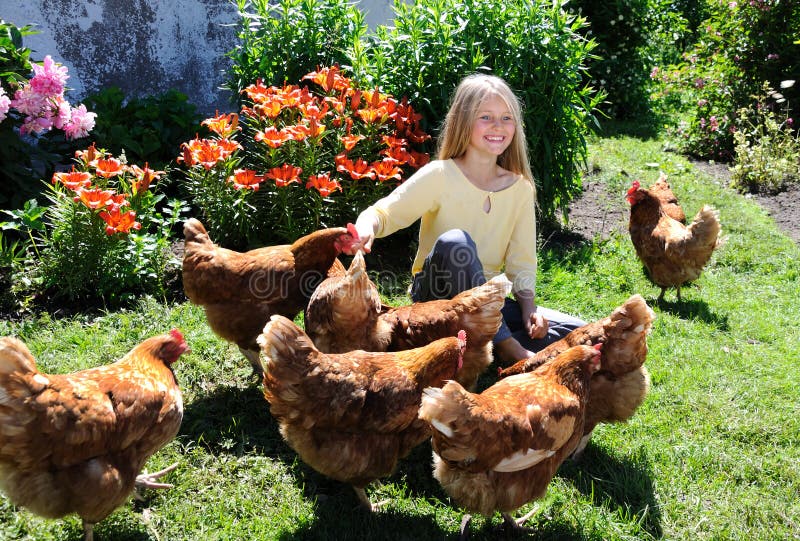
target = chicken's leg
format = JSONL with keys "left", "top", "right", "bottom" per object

{"left": 239, "top": 347, "right": 263, "bottom": 378}
{"left": 459, "top": 514, "right": 472, "bottom": 540}
{"left": 82, "top": 520, "right": 95, "bottom": 541}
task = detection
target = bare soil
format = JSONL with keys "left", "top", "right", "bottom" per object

{"left": 558, "top": 160, "right": 800, "bottom": 245}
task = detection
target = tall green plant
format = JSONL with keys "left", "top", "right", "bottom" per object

{"left": 32, "top": 145, "right": 186, "bottom": 307}
{"left": 352, "top": 0, "right": 604, "bottom": 222}
{"left": 652, "top": 0, "right": 800, "bottom": 160}
{"left": 226, "top": 0, "right": 367, "bottom": 100}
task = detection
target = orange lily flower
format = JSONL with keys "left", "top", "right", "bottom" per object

{"left": 100, "top": 207, "right": 141, "bottom": 235}
{"left": 300, "top": 100, "right": 330, "bottom": 122}
{"left": 371, "top": 159, "right": 403, "bottom": 183}
{"left": 284, "top": 123, "right": 312, "bottom": 141}
{"left": 74, "top": 143, "right": 99, "bottom": 166}
{"left": 306, "top": 172, "right": 341, "bottom": 197}
{"left": 128, "top": 162, "right": 165, "bottom": 194}
{"left": 202, "top": 111, "right": 240, "bottom": 138}
{"left": 255, "top": 126, "right": 292, "bottom": 147}
{"left": 303, "top": 66, "right": 351, "bottom": 93}
{"left": 217, "top": 138, "right": 242, "bottom": 158}
{"left": 341, "top": 133, "right": 364, "bottom": 152}
{"left": 74, "top": 188, "right": 115, "bottom": 210}
{"left": 357, "top": 106, "right": 388, "bottom": 124}
{"left": 382, "top": 135, "right": 408, "bottom": 149}
{"left": 343, "top": 158, "right": 376, "bottom": 181}
{"left": 95, "top": 157, "right": 124, "bottom": 178}
{"left": 381, "top": 145, "right": 411, "bottom": 165}
{"left": 408, "top": 149, "right": 431, "bottom": 168}
{"left": 267, "top": 164, "right": 303, "bottom": 188}
{"left": 228, "top": 169, "right": 266, "bottom": 191}
{"left": 108, "top": 193, "right": 129, "bottom": 211}
{"left": 242, "top": 79, "right": 271, "bottom": 102}
{"left": 52, "top": 169, "right": 92, "bottom": 191}
{"left": 180, "top": 138, "right": 227, "bottom": 169}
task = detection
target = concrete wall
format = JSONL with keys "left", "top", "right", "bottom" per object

{"left": 3, "top": 0, "right": 396, "bottom": 115}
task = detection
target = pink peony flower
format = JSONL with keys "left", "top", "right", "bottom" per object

{"left": 0, "top": 87, "right": 10, "bottom": 123}
{"left": 30, "top": 55, "right": 69, "bottom": 97}
{"left": 52, "top": 96, "right": 72, "bottom": 130}
{"left": 63, "top": 104, "right": 96, "bottom": 140}
{"left": 10, "top": 86, "right": 47, "bottom": 117}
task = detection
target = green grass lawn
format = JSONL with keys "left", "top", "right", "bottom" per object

{"left": 1, "top": 133, "right": 799, "bottom": 540}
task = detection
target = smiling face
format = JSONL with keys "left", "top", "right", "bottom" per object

{"left": 468, "top": 93, "right": 515, "bottom": 159}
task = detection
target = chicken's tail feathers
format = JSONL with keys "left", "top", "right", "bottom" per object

{"left": 257, "top": 315, "right": 318, "bottom": 372}
{"left": 420, "top": 382, "right": 460, "bottom": 437}
{"left": 451, "top": 275, "right": 511, "bottom": 339}
{"left": 600, "top": 294, "right": 655, "bottom": 375}
{"left": 0, "top": 336, "right": 38, "bottom": 376}
{"left": 689, "top": 205, "right": 724, "bottom": 248}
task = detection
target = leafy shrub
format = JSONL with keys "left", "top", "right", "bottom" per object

{"left": 177, "top": 67, "right": 430, "bottom": 248}
{"left": 730, "top": 83, "right": 800, "bottom": 194}
{"left": 83, "top": 86, "right": 202, "bottom": 169}
{"left": 566, "top": 0, "right": 690, "bottom": 123}
{"left": 226, "top": 0, "right": 367, "bottom": 99}
{"left": 652, "top": 0, "right": 800, "bottom": 160}
{"left": 0, "top": 20, "right": 96, "bottom": 209}
{"left": 351, "top": 0, "right": 603, "bottom": 223}
{"left": 31, "top": 144, "right": 186, "bottom": 306}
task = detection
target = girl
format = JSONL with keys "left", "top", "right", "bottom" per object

{"left": 350, "top": 74, "right": 584, "bottom": 364}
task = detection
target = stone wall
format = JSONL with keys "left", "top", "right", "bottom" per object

{"left": 4, "top": 0, "right": 395, "bottom": 114}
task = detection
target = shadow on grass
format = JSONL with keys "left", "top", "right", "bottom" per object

{"left": 654, "top": 296, "right": 730, "bottom": 330}
{"left": 279, "top": 502, "right": 447, "bottom": 541}
{"left": 180, "top": 383, "right": 292, "bottom": 458}
{"left": 559, "top": 443, "right": 662, "bottom": 539}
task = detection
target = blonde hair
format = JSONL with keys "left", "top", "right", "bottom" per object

{"left": 437, "top": 74, "right": 535, "bottom": 187}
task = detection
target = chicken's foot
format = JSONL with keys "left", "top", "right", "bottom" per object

{"left": 352, "top": 486, "right": 389, "bottom": 512}
{"left": 499, "top": 505, "right": 540, "bottom": 534}
{"left": 134, "top": 462, "right": 179, "bottom": 500}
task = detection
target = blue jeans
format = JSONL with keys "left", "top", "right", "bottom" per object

{"left": 410, "top": 229, "right": 586, "bottom": 352}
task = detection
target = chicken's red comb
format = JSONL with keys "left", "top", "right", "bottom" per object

{"left": 346, "top": 222, "right": 360, "bottom": 241}
{"left": 457, "top": 330, "right": 467, "bottom": 343}
{"left": 593, "top": 342, "right": 603, "bottom": 351}
{"left": 169, "top": 328, "right": 185, "bottom": 343}
{"left": 627, "top": 180, "right": 641, "bottom": 195}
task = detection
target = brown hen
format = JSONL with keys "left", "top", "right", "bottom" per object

{"left": 182, "top": 218, "right": 356, "bottom": 373}
{"left": 627, "top": 180, "right": 723, "bottom": 302}
{"left": 257, "top": 314, "right": 465, "bottom": 510}
{"left": 499, "top": 294, "right": 654, "bottom": 458}
{"left": 419, "top": 344, "right": 601, "bottom": 537}
{"left": 304, "top": 250, "right": 510, "bottom": 389}
{"left": 0, "top": 331, "right": 187, "bottom": 541}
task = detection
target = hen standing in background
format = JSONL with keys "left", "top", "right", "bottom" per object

{"left": 182, "top": 218, "right": 358, "bottom": 374}
{"left": 500, "top": 294, "right": 655, "bottom": 458}
{"left": 258, "top": 314, "right": 466, "bottom": 510}
{"left": 419, "top": 344, "right": 601, "bottom": 538}
{"left": 0, "top": 330, "right": 188, "bottom": 541}
{"left": 305, "top": 250, "right": 510, "bottom": 389}
{"left": 627, "top": 179, "right": 723, "bottom": 302}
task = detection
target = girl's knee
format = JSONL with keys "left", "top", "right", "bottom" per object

{"left": 433, "top": 229, "right": 476, "bottom": 256}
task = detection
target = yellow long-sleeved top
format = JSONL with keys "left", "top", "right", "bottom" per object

{"left": 369, "top": 158, "right": 538, "bottom": 295}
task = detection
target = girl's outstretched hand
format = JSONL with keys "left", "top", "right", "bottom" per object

{"left": 525, "top": 311, "right": 549, "bottom": 340}
{"left": 344, "top": 212, "right": 379, "bottom": 254}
